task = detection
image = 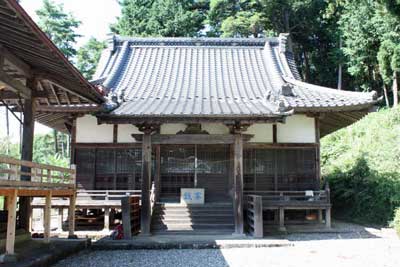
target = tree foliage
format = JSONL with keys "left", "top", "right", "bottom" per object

{"left": 36, "top": 0, "right": 81, "bottom": 60}
{"left": 322, "top": 107, "right": 400, "bottom": 225}
{"left": 112, "top": 0, "right": 207, "bottom": 37}
{"left": 77, "top": 38, "right": 107, "bottom": 80}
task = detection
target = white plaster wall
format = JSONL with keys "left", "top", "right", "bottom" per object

{"left": 277, "top": 114, "right": 315, "bottom": 143}
{"left": 118, "top": 124, "right": 142, "bottom": 143}
{"left": 76, "top": 115, "right": 113, "bottom": 143}
{"left": 201, "top": 123, "right": 230, "bottom": 134}
{"left": 244, "top": 124, "right": 273, "bottom": 143}
{"left": 160, "top": 123, "right": 187, "bottom": 134}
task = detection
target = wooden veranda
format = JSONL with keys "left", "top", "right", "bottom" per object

{"left": 0, "top": 156, "right": 76, "bottom": 260}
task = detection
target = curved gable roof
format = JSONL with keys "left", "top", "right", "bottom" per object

{"left": 95, "top": 35, "right": 379, "bottom": 134}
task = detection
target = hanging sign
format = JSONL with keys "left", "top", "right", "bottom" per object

{"left": 181, "top": 188, "right": 205, "bottom": 204}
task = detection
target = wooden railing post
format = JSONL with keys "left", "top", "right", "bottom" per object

{"left": 70, "top": 164, "right": 76, "bottom": 186}
{"left": 68, "top": 193, "right": 76, "bottom": 238}
{"left": 121, "top": 196, "right": 132, "bottom": 240}
{"left": 253, "top": 195, "right": 263, "bottom": 238}
{"left": 44, "top": 191, "right": 52, "bottom": 243}
{"left": 10, "top": 165, "right": 18, "bottom": 181}
{"left": 5, "top": 189, "right": 17, "bottom": 256}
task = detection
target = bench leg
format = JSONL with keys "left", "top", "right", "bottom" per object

{"left": 103, "top": 207, "right": 110, "bottom": 231}
{"left": 325, "top": 208, "right": 331, "bottom": 228}
{"left": 278, "top": 208, "right": 286, "bottom": 232}
{"left": 318, "top": 209, "right": 323, "bottom": 223}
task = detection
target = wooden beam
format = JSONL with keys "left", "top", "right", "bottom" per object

{"left": 99, "top": 116, "right": 286, "bottom": 125}
{"left": 0, "top": 90, "right": 47, "bottom": 100}
{"left": 0, "top": 45, "right": 31, "bottom": 77}
{"left": 49, "top": 82, "right": 60, "bottom": 105}
{"left": 131, "top": 134, "right": 254, "bottom": 145}
{"left": 5, "top": 189, "right": 17, "bottom": 255}
{"left": 0, "top": 70, "right": 31, "bottom": 98}
{"left": 34, "top": 104, "right": 102, "bottom": 113}
{"left": 140, "top": 129, "right": 152, "bottom": 236}
{"left": 43, "top": 190, "right": 52, "bottom": 243}
{"left": 113, "top": 124, "right": 118, "bottom": 143}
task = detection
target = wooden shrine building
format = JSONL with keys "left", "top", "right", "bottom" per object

{"left": 70, "top": 36, "right": 378, "bottom": 236}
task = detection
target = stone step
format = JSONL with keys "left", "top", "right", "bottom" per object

{"left": 151, "top": 223, "right": 234, "bottom": 231}
{"left": 156, "top": 205, "right": 233, "bottom": 209}
{"left": 153, "top": 210, "right": 233, "bottom": 216}
{"left": 151, "top": 229, "right": 235, "bottom": 235}
{"left": 153, "top": 218, "right": 233, "bottom": 225}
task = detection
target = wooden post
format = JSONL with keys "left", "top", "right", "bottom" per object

{"left": 140, "top": 131, "right": 152, "bottom": 236}
{"left": 103, "top": 207, "right": 110, "bottom": 231}
{"left": 233, "top": 133, "right": 244, "bottom": 235}
{"left": 325, "top": 208, "right": 331, "bottom": 228}
{"left": 58, "top": 208, "right": 63, "bottom": 232}
{"left": 44, "top": 191, "right": 52, "bottom": 243}
{"left": 68, "top": 193, "right": 76, "bottom": 238}
{"left": 318, "top": 209, "right": 323, "bottom": 223}
{"left": 5, "top": 189, "right": 17, "bottom": 255}
{"left": 20, "top": 96, "right": 36, "bottom": 231}
{"left": 155, "top": 145, "right": 161, "bottom": 202}
{"left": 121, "top": 197, "right": 132, "bottom": 239}
{"left": 253, "top": 195, "right": 263, "bottom": 238}
{"left": 279, "top": 207, "right": 286, "bottom": 232}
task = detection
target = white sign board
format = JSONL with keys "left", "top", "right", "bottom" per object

{"left": 180, "top": 188, "right": 205, "bottom": 204}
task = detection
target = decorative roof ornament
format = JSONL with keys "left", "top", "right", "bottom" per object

{"left": 281, "top": 83, "right": 295, "bottom": 97}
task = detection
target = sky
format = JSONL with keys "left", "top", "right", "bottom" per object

{"left": 0, "top": 0, "right": 121, "bottom": 142}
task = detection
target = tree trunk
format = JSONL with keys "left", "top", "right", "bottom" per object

{"left": 393, "top": 71, "right": 399, "bottom": 107}
{"left": 383, "top": 84, "right": 390, "bottom": 108}
{"left": 53, "top": 130, "right": 59, "bottom": 154}
{"left": 303, "top": 50, "right": 311, "bottom": 82}
{"left": 337, "top": 37, "right": 343, "bottom": 90}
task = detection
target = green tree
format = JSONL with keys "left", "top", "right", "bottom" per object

{"left": 77, "top": 37, "right": 107, "bottom": 80}
{"left": 36, "top": 0, "right": 81, "bottom": 60}
{"left": 112, "top": 0, "right": 207, "bottom": 37}
{"left": 208, "top": 0, "right": 265, "bottom": 37}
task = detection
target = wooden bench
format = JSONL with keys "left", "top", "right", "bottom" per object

{"left": 244, "top": 183, "right": 331, "bottom": 235}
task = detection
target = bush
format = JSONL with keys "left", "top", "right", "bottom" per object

{"left": 321, "top": 107, "right": 400, "bottom": 225}
{"left": 394, "top": 208, "right": 400, "bottom": 237}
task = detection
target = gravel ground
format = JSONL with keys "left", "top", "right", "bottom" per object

{"left": 53, "top": 226, "right": 400, "bottom": 267}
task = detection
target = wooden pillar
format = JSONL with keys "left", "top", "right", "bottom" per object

{"left": 5, "top": 190, "right": 17, "bottom": 255}
{"left": 279, "top": 208, "right": 286, "bottom": 232}
{"left": 315, "top": 117, "right": 321, "bottom": 189}
{"left": 155, "top": 145, "right": 161, "bottom": 202}
{"left": 325, "top": 208, "right": 331, "bottom": 228}
{"left": 318, "top": 209, "right": 323, "bottom": 223}
{"left": 233, "top": 133, "right": 244, "bottom": 235}
{"left": 140, "top": 130, "right": 152, "bottom": 235}
{"left": 253, "top": 195, "right": 263, "bottom": 238}
{"left": 103, "top": 207, "right": 110, "bottom": 231}
{"left": 58, "top": 208, "right": 63, "bottom": 232}
{"left": 44, "top": 191, "right": 52, "bottom": 243}
{"left": 68, "top": 193, "right": 76, "bottom": 238}
{"left": 20, "top": 96, "right": 36, "bottom": 231}
{"left": 121, "top": 197, "right": 132, "bottom": 239}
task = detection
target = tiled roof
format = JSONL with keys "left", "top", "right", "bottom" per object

{"left": 94, "top": 35, "right": 378, "bottom": 120}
